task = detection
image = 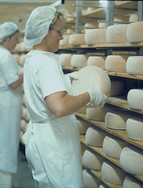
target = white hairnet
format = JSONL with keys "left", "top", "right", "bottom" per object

{"left": 24, "top": 6, "right": 56, "bottom": 48}
{"left": 0, "top": 22, "right": 18, "bottom": 43}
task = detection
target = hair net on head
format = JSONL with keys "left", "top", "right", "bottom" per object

{"left": 0, "top": 22, "right": 18, "bottom": 43}
{"left": 24, "top": 6, "right": 56, "bottom": 48}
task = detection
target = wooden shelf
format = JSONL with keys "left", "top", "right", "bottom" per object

{"left": 81, "top": 136, "right": 143, "bottom": 183}
{"left": 106, "top": 97, "right": 143, "bottom": 115}
{"left": 76, "top": 113, "right": 143, "bottom": 150}
{"left": 66, "top": 1, "right": 138, "bottom": 25}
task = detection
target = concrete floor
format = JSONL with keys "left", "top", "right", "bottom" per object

{"left": 0, "top": 144, "right": 35, "bottom": 188}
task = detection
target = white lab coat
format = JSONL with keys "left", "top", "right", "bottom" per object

{"left": 22, "top": 50, "right": 83, "bottom": 188}
{"left": 0, "top": 46, "right": 22, "bottom": 173}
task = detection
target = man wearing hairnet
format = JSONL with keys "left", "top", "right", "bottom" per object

{"left": 22, "top": 5, "right": 106, "bottom": 188}
{"left": 0, "top": 22, "right": 23, "bottom": 186}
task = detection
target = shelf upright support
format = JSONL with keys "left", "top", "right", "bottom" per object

{"left": 75, "top": 0, "right": 82, "bottom": 34}
{"left": 106, "top": 1, "right": 114, "bottom": 27}
{"left": 138, "top": 1, "right": 143, "bottom": 21}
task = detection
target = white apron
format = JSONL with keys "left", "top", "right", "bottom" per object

{"left": 0, "top": 86, "right": 22, "bottom": 173}
{"left": 22, "top": 74, "right": 83, "bottom": 188}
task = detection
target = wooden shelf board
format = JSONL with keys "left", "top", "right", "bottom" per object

{"left": 76, "top": 113, "right": 143, "bottom": 150}
{"left": 107, "top": 97, "right": 143, "bottom": 115}
{"left": 106, "top": 72, "right": 143, "bottom": 80}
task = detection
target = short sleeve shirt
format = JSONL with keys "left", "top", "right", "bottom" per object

{"left": 24, "top": 50, "right": 67, "bottom": 122}
{"left": 0, "top": 46, "right": 19, "bottom": 89}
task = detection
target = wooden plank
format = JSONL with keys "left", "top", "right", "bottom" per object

{"left": 107, "top": 97, "right": 143, "bottom": 115}
{"left": 106, "top": 72, "right": 143, "bottom": 80}
{"left": 76, "top": 113, "right": 143, "bottom": 149}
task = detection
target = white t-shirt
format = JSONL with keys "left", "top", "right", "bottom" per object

{"left": 24, "top": 50, "right": 69, "bottom": 123}
{"left": 0, "top": 46, "right": 19, "bottom": 90}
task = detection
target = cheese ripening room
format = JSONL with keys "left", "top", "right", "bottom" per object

{"left": 0, "top": 0, "right": 143, "bottom": 188}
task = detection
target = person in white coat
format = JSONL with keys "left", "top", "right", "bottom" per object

{"left": 0, "top": 22, "right": 23, "bottom": 187}
{"left": 22, "top": 6, "right": 107, "bottom": 188}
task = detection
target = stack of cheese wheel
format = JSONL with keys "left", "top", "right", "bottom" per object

{"left": 101, "top": 162, "right": 126, "bottom": 185}
{"left": 127, "top": 89, "right": 143, "bottom": 109}
{"left": 103, "top": 136, "right": 127, "bottom": 158}
{"left": 105, "top": 55, "right": 127, "bottom": 73}
{"left": 69, "top": 34, "right": 86, "bottom": 46}
{"left": 126, "top": 56, "right": 143, "bottom": 75}
{"left": 86, "top": 104, "right": 114, "bottom": 121}
{"left": 83, "top": 150, "right": 103, "bottom": 170}
{"left": 105, "top": 110, "right": 131, "bottom": 130}
{"left": 85, "top": 29, "right": 107, "bottom": 45}
{"left": 59, "top": 54, "right": 72, "bottom": 67}
{"left": 87, "top": 56, "right": 105, "bottom": 69}
{"left": 120, "top": 146, "right": 143, "bottom": 175}
{"left": 82, "top": 169, "right": 100, "bottom": 188}
{"left": 59, "top": 35, "right": 70, "bottom": 47}
{"left": 127, "top": 21, "right": 143, "bottom": 42}
{"left": 123, "top": 176, "right": 143, "bottom": 188}
{"left": 129, "top": 14, "right": 138, "bottom": 23}
{"left": 110, "top": 80, "right": 124, "bottom": 96}
{"left": 76, "top": 119, "right": 89, "bottom": 135}
{"left": 20, "top": 119, "right": 28, "bottom": 133}
{"left": 71, "top": 66, "right": 111, "bottom": 97}
{"left": 126, "top": 117, "right": 143, "bottom": 141}
{"left": 85, "top": 127, "right": 106, "bottom": 147}
{"left": 106, "top": 24, "right": 128, "bottom": 43}
{"left": 70, "top": 54, "right": 87, "bottom": 68}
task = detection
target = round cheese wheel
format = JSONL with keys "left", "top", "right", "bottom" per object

{"left": 59, "top": 54, "right": 72, "bottom": 67}
{"left": 127, "top": 21, "right": 143, "bottom": 42}
{"left": 70, "top": 54, "right": 87, "bottom": 68}
{"left": 103, "top": 136, "right": 127, "bottom": 158}
{"left": 106, "top": 24, "right": 128, "bottom": 43}
{"left": 110, "top": 81, "right": 124, "bottom": 96}
{"left": 83, "top": 150, "right": 103, "bottom": 170}
{"left": 85, "top": 29, "right": 107, "bottom": 45}
{"left": 127, "top": 89, "right": 143, "bottom": 110}
{"left": 87, "top": 56, "right": 105, "bottom": 69}
{"left": 65, "top": 29, "right": 74, "bottom": 34}
{"left": 105, "top": 55, "right": 127, "bottom": 73}
{"left": 20, "top": 119, "right": 28, "bottom": 132}
{"left": 129, "top": 14, "right": 138, "bottom": 23}
{"left": 99, "top": 185, "right": 108, "bottom": 188}
{"left": 126, "top": 56, "right": 143, "bottom": 75}
{"left": 71, "top": 66, "right": 111, "bottom": 97}
{"left": 86, "top": 104, "right": 113, "bottom": 121}
{"left": 69, "top": 34, "right": 86, "bottom": 46}
{"left": 102, "top": 162, "right": 125, "bottom": 185}
{"left": 59, "top": 35, "right": 69, "bottom": 46}
{"left": 85, "top": 127, "right": 106, "bottom": 147}
{"left": 126, "top": 118, "right": 143, "bottom": 141}
{"left": 77, "top": 119, "right": 89, "bottom": 135}
{"left": 98, "top": 23, "right": 106, "bottom": 28}
{"left": 120, "top": 147, "right": 143, "bottom": 175}
{"left": 84, "top": 23, "right": 97, "bottom": 32}
{"left": 123, "top": 176, "right": 143, "bottom": 188}
{"left": 105, "top": 111, "right": 130, "bottom": 130}
{"left": 83, "top": 169, "right": 100, "bottom": 188}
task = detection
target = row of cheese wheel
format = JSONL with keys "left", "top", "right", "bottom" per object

{"left": 58, "top": 53, "right": 143, "bottom": 75}
{"left": 78, "top": 99, "right": 143, "bottom": 141}
{"left": 60, "top": 21, "right": 143, "bottom": 46}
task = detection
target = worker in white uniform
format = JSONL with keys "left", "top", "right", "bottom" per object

{"left": 0, "top": 22, "right": 23, "bottom": 187}
{"left": 22, "top": 6, "right": 107, "bottom": 188}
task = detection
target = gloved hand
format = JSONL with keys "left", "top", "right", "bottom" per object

{"left": 87, "top": 87, "right": 107, "bottom": 108}
{"left": 67, "top": 71, "right": 79, "bottom": 80}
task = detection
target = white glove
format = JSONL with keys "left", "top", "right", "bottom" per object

{"left": 87, "top": 87, "right": 107, "bottom": 108}
{"left": 67, "top": 71, "right": 79, "bottom": 80}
